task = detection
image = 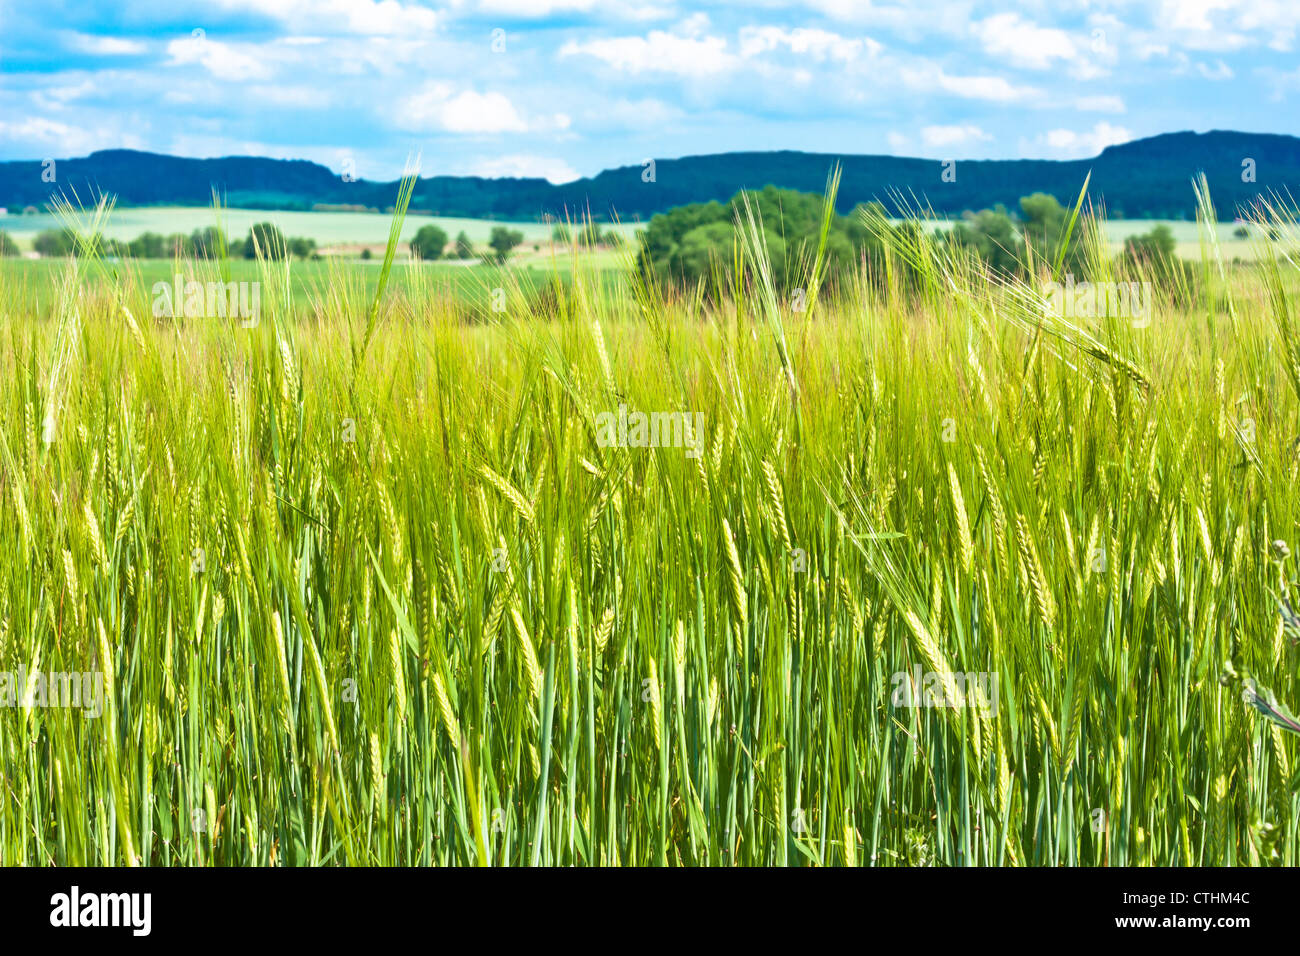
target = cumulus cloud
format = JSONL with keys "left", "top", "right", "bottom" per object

{"left": 66, "top": 33, "right": 147, "bottom": 56}
{"left": 900, "top": 65, "right": 1041, "bottom": 102}
{"left": 973, "top": 14, "right": 1078, "bottom": 70}
{"left": 1039, "top": 121, "right": 1133, "bottom": 156}
{"left": 1075, "top": 95, "right": 1126, "bottom": 113}
{"left": 210, "top": 0, "right": 437, "bottom": 35}
{"left": 166, "top": 34, "right": 275, "bottom": 82}
{"left": 397, "top": 83, "right": 568, "bottom": 134}
{"left": 471, "top": 153, "right": 581, "bottom": 183}
{"left": 0, "top": 116, "right": 145, "bottom": 154}
{"left": 737, "top": 26, "right": 879, "bottom": 62}
{"left": 476, "top": 0, "right": 600, "bottom": 14}
{"left": 0, "top": 0, "right": 1290, "bottom": 180}
{"left": 559, "top": 29, "right": 736, "bottom": 76}
{"left": 921, "top": 124, "right": 991, "bottom": 147}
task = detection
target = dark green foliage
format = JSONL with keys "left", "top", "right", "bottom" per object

{"left": 245, "top": 221, "right": 288, "bottom": 259}
{"left": 1121, "top": 222, "right": 1195, "bottom": 291}
{"left": 33, "top": 228, "right": 76, "bottom": 257}
{"left": 487, "top": 226, "right": 524, "bottom": 263}
{"left": 637, "top": 185, "right": 888, "bottom": 290}
{"left": 410, "top": 224, "right": 449, "bottom": 261}
{"left": 946, "top": 205, "right": 1022, "bottom": 276}
{"left": 454, "top": 230, "right": 474, "bottom": 259}
{"left": 127, "top": 231, "right": 165, "bottom": 258}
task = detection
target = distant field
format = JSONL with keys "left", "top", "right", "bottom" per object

{"left": 0, "top": 254, "right": 631, "bottom": 316}
{"left": 0, "top": 205, "right": 645, "bottom": 252}
{"left": 0, "top": 206, "right": 1274, "bottom": 260}
{"left": 932, "top": 218, "right": 1269, "bottom": 260}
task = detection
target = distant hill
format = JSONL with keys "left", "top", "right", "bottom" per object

{"left": 0, "top": 130, "right": 1296, "bottom": 222}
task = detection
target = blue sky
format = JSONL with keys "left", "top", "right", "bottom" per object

{"left": 1, "top": 0, "right": 1299, "bottom": 183}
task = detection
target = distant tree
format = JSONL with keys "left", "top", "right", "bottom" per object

{"left": 288, "top": 236, "right": 317, "bottom": 259}
{"left": 0, "top": 231, "right": 18, "bottom": 257}
{"left": 360, "top": 247, "right": 373, "bottom": 260}
{"left": 637, "top": 186, "right": 885, "bottom": 291}
{"left": 945, "top": 205, "right": 1022, "bottom": 275}
{"left": 1233, "top": 226, "right": 1250, "bottom": 240}
{"left": 244, "top": 221, "right": 288, "bottom": 259}
{"left": 410, "top": 224, "right": 449, "bottom": 261}
{"left": 1121, "top": 223, "right": 1192, "bottom": 291}
{"left": 33, "top": 229, "right": 75, "bottom": 257}
{"left": 551, "top": 223, "right": 571, "bottom": 244}
{"left": 190, "top": 226, "right": 228, "bottom": 259}
{"left": 454, "top": 230, "right": 474, "bottom": 259}
{"left": 577, "top": 222, "right": 605, "bottom": 246}
{"left": 1019, "top": 192, "right": 1088, "bottom": 275}
{"left": 673, "top": 221, "right": 740, "bottom": 278}
{"left": 128, "top": 232, "right": 166, "bottom": 259}
{"left": 488, "top": 226, "right": 525, "bottom": 263}
{"left": 163, "top": 233, "right": 191, "bottom": 257}
{"left": 1122, "top": 223, "right": 1177, "bottom": 263}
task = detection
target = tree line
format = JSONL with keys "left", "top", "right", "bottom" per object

{"left": 636, "top": 185, "right": 1193, "bottom": 290}
{"left": 0, "top": 222, "right": 319, "bottom": 260}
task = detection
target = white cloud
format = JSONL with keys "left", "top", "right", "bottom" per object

{"left": 471, "top": 154, "right": 581, "bottom": 183}
{"left": 1152, "top": 0, "right": 1257, "bottom": 50}
{"left": 246, "top": 85, "right": 332, "bottom": 107}
{"left": 66, "top": 33, "right": 147, "bottom": 56}
{"left": 1196, "top": 59, "right": 1234, "bottom": 79}
{"left": 974, "top": 13, "right": 1077, "bottom": 69}
{"left": 977, "top": 13, "right": 1076, "bottom": 70}
{"left": 795, "top": 0, "right": 964, "bottom": 37}
{"left": 1075, "top": 95, "right": 1125, "bottom": 113}
{"left": 397, "top": 84, "right": 566, "bottom": 134}
{"left": 475, "top": 0, "right": 598, "bottom": 14}
{"left": 901, "top": 65, "right": 1040, "bottom": 102}
{"left": 559, "top": 30, "right": 736, "bottom": 76}
{"left": 0, "top": 116, "right": 145, "bottom": 154}
{"left": 38, "top": 80, "right": 98, "bottom": 104}
{"left": 165, "top": 35, "right": 274, "bottom": 82}
{"left": 921, "top": 124, "right": 991, "bottom": 147}
{"left": 404, "top": 85, "right": 526, "bottom": 132}
{"left": 738, "top": 26, "right": 880, "bottom": 62}
{"left": 1160, "top": 0, "right": 1243, "bottom": 33}
{"left": 1040, "top": 121, "right": 1133, "bottom": 156}
{"left": 210, "top": 0, "right": 436, "bottom": 35}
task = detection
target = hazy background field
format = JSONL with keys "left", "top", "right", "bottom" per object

{"left": 0, "top": 206, "right": 1268, "bottom": 260}
{"left": 0, "top": 206, "right": 642, "bottom": 254}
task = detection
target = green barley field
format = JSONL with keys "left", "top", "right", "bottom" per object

{"left": 3, "top": 180, "right": 1300, "bottom": 867}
